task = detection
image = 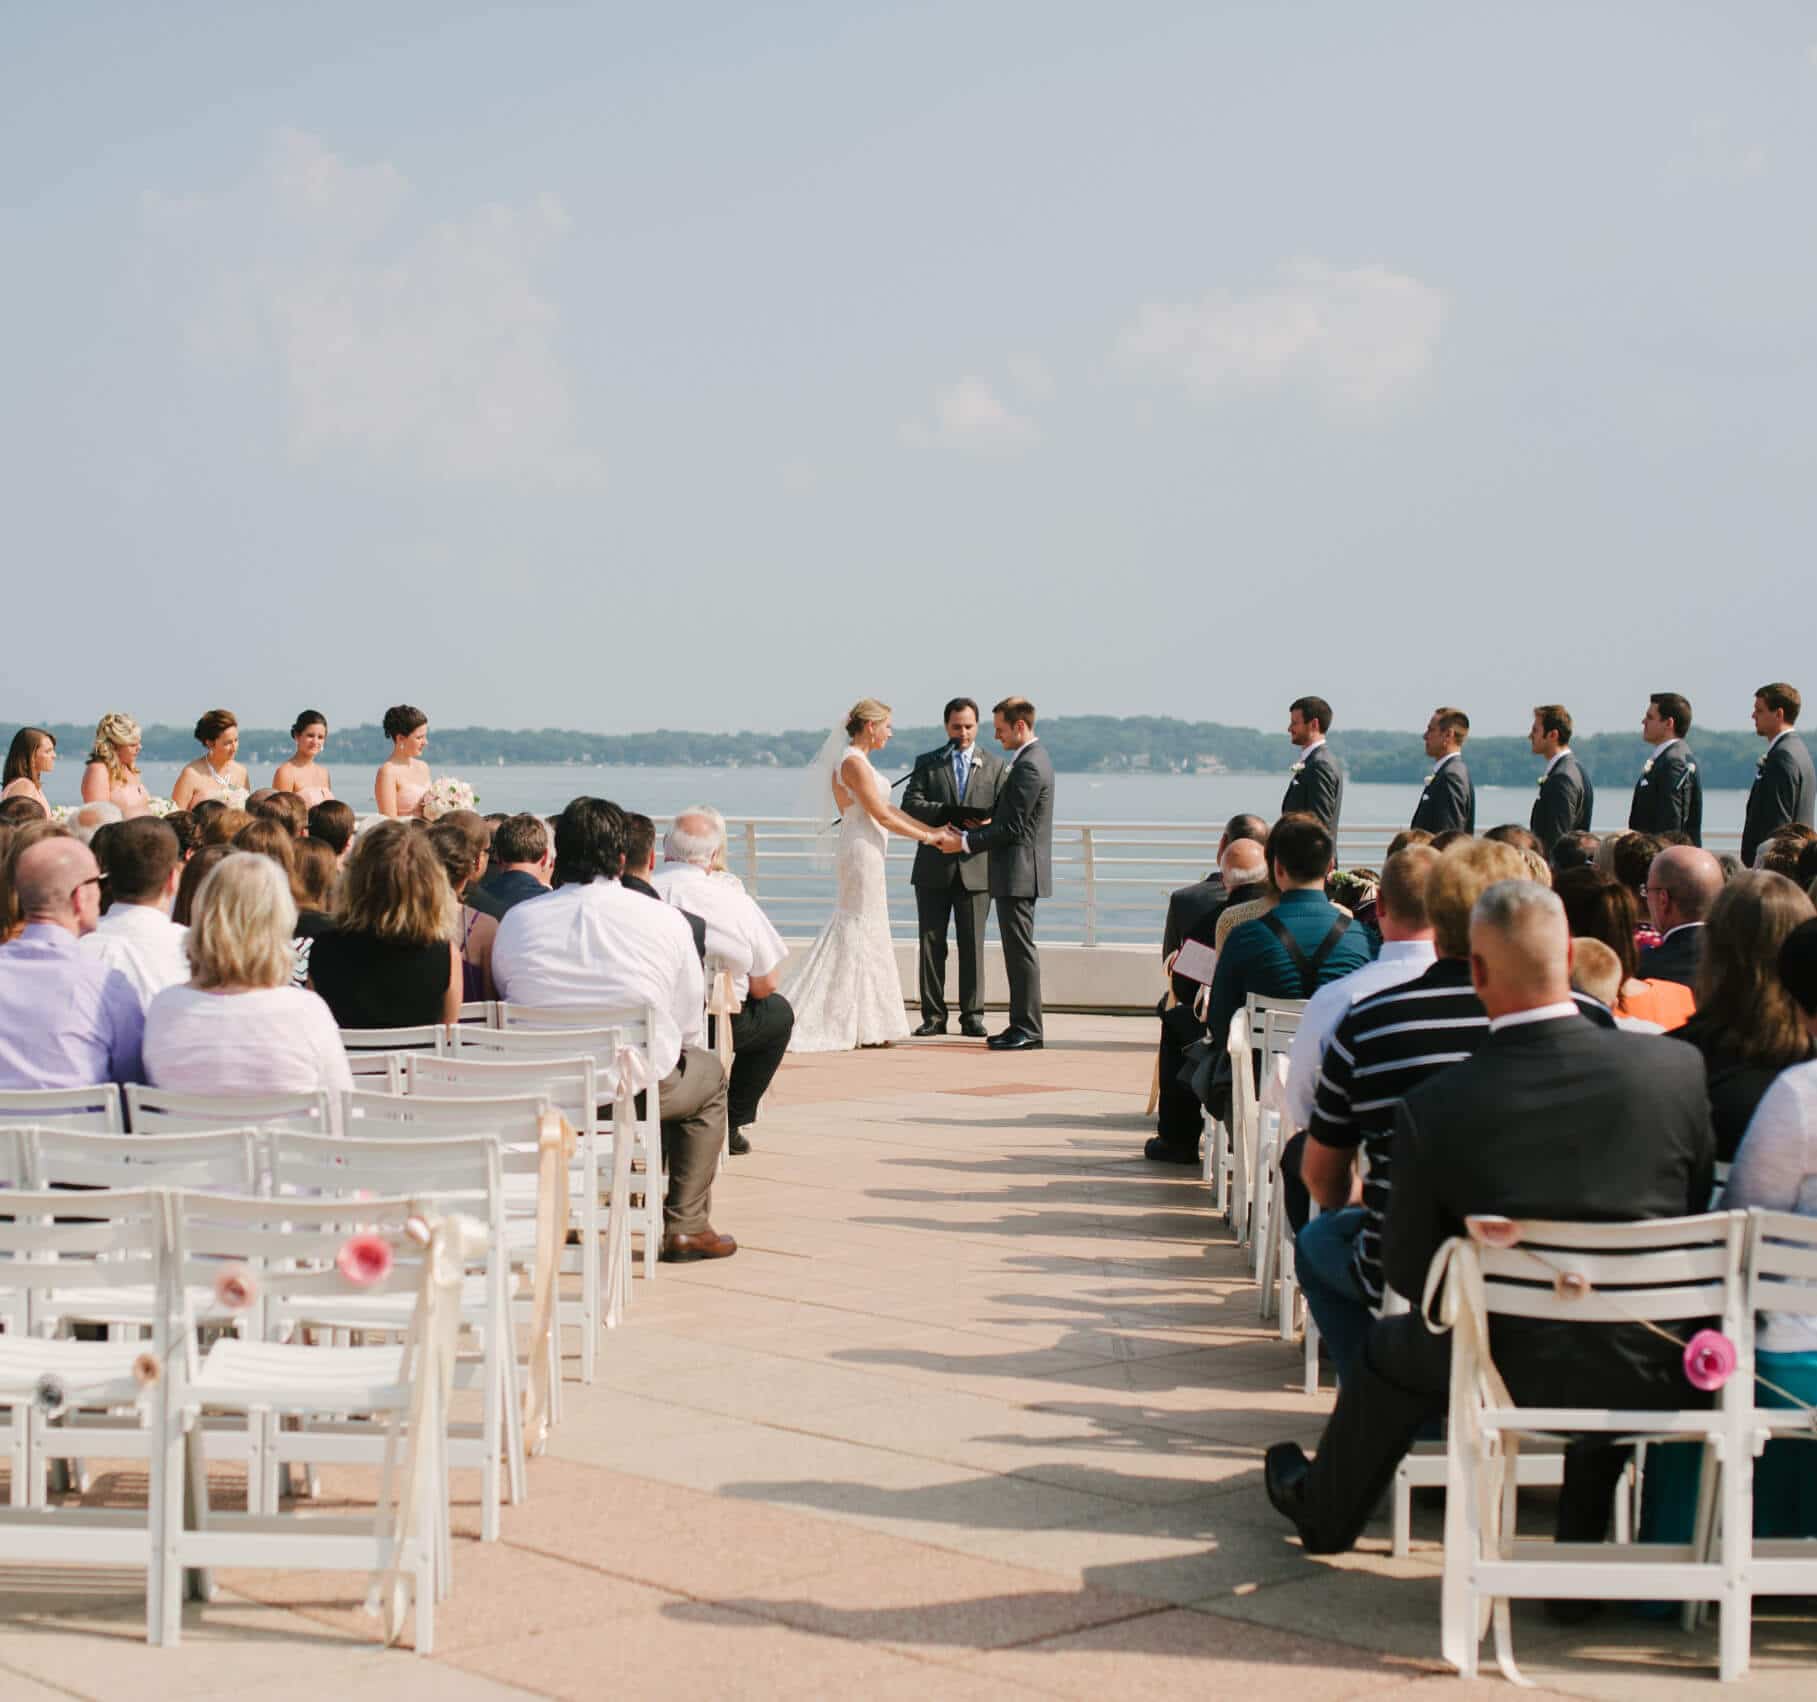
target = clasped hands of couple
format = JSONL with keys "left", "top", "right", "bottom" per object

{"left": 928, "top": 816, "right": 989, "bottom": 855}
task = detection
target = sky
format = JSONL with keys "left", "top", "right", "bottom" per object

{"left": 5, "top": 2, "right": 1814, "bottom": 739}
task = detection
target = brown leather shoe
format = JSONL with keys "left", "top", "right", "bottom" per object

{"left": 659, "top": 1228, "right": 738, "bottom": 1263}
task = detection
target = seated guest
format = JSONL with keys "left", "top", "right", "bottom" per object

{"left": 1569, "top": 938, "right": 1661, "bottom": 1031}
{"left": 491, "top": 798, "right": 735, "bottom": 1263}
{"left": 1148, "top": 835, "right": 1270, "bottom": 1164}
{"left": 1758, "top": 826, "right": 1816, "bottom": 880}
{"left": 1295, "top": 838, "right": 1529, "bottom": 1381}
{"left": 1549, "top": 830, "right": 1601, "bottom": 876}
{"left": 1213, "top": 847, "right": 1275, "bottom": 950}
{"left": 198, "top": 806, "right": 251, "bottom": 848}
{"left": 1609, "top": 831, "right": 1663, "bottom": 913}
{"left": 1199, "top": 814, "right": 1375, "bottom": 1058}
{"left": 249, "top": 790, "right": 309, "bottom": 839}
{"left": 622, "top": 812, "right": 705, "bottom": 958}
{"left": 290, "top": 837, "right": 340, "bottom": 987}
{"left": 307, "top": 798, "right": 356, "bottom": 863}
{"left": 78, "top": 817, "right": 188, "bottom": 1012}
{"left": 442, "top": 810, "right": 506, "bottom": 920}
{"left": 162, "top": 810, "right": 199, "bottom": 861}
{"left": 0, "top": 794, "right": 50, "bottom": 827}
{"left": 1, "top": 820, "right": 73, "bottom": 941}
{"left": 428, "top": 819, "right": 497, "bottom": 1001}
{"left": 1267, "top": 879, "right": 1713, "bottom": 1555}
{"left": 1555, "top": 868, "right": 1694, "bottom": 1029}
{"left": 1483, "top": 824, "right": 1540, "bottom": 856}
{"left": 1668, "top": 871, "right": 1815, "bottom": 1161}
{"left": 653, "top": 809, "right": 795, "bottom": 1155}
{"left": 1639, "top": 844, "right": 1722, "bottom": 989}
{"left": 309, "top": 820, "right": 462, "bottom": 1028}
{"left": 1162, "top": 814, "right": 1269, "bottom": 964}
{"left": 72, "top": 800, "right": 123, "bottom": 844}
{"left": 0, "top": 835, "right": 144, "bottom": 1087}
{"left": 143, "top": 853, "right": 352, "bottom": 1105}
{"left": 243, "top": 788, "right": 276, "bottom": 814}
{"left": 171, "top": 844, "right": 230, "bottom": 927}
{"left": 482, "top": 812, "right": 554, "bottom": 917}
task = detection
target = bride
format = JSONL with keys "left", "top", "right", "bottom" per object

{"left": 785, "top": 699, "right": 954, "bottom": 1052}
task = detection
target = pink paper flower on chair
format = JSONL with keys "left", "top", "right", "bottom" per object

{"left": 337, "top": 1232, "right": 393, "bottom": 1287}
{"left": 1467, "top": 1216, "right": 1522, "bottom": 1248}
{"left": 213, "top": 1263, "right": 257, "bottom": 1312}
{"left": 1683, "top": 1329, "right": 1737, "bottom": 1392}
{"left": 132, "top": 1352, "right": 161, "bottom": 1388}
{"left": 33, "top": 1373, "right": 67, "bottom": 1416}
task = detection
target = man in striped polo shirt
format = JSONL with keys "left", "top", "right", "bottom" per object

{"left": 1294, "top": 838, "right": 1531, "bottom": 1382}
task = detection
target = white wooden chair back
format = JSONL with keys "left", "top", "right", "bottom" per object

{"left": 26, "top": 1126, "right": 262, "bottom": 1194}
{"left": 0, "top": 1084, "right": 124, "bottom": 1132}
{"left": 457, "top": 1000, "right": 498, "bottom": 1026}
{"left": 344, "top": 1088, "right": 549, "bottom": 1142}
{"left": 339, "top": 1023, "right": 448, "bottom": 1056}
{"left": 0, "top": 1186, "right": 165, "bottom": 1337}
{"left": 0, "top": 1125, "right": 25, "bottom": 1186}
{"left": 125, "top": 1086, "right": 331, "bottom": 1136}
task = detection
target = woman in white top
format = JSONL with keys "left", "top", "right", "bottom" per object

{"left": 143, "top": 851, "right": 353, "bottom": 1106}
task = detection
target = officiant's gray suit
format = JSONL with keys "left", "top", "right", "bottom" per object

{"left": 903, "top": 741, "right": 1008, "bottom": 1026}
{"left": 964, "top": 740, "right": 1055, "bottom": 1041}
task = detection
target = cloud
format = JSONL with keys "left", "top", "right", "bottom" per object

{"left": 901, "top": 376, "right": 1038, "bottom": 453}
{"left": 141, "top": 129, "right": 601, "bottom": 487}
{"left": 1662, "top": 116, "right": 1768, "bottom": 189}
{"left": 1114, "top": 260, "right": 1447, "bottom": 410}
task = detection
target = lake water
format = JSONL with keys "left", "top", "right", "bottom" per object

{"left": 64, "top": 761, "right": 1754, "bottom": 838}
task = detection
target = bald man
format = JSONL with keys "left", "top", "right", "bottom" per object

{"left": 0, "top": 836, "right": 145, "bottom": 1087}
{"left": 1639, "top": 844, "right": 1724, "bottom": 991}
{"left": 1266, "top": 879, "right": 1711, "bottom": 1556}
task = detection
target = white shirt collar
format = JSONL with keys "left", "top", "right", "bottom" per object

{"left": 1010, "top": 736, "right": 1038, "bottom": 764}
{"left": 1661, "top": 921, "right": 1704, "bottom": 942}
{"left": 1431, "top": 750, "right": 1457, "bottom": 773}
{"left": 95, "top": 903, "right": 181, "bottom": 933}
{"left": 1768, "top": 728, "right": 1794, "bottom": 753}
{"left": 1544, "top": 748, "right": 1572, "bottom": 776}
{"left": 1298, "top": 737, "right": 1326, "bottom": 759}
{"left": 1487, "top": 1000, "right": 1580, "bottom": 1034}
{"left": 1377, "top": 939, "right": 1437, "bottom": 965}
{"left": 1651, "top": 737, "right": 1681, "bottom": 758}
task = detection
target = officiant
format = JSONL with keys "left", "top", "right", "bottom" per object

{"left": 902, "top": 698, "right": 1007, "bottom": 1036}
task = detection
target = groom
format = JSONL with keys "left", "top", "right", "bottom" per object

{"left": 941, "top": 695, "right": 1054, "bottom": 1051}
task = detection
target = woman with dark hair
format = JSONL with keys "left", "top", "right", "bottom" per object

{"left": 428, "top": 820, "right": 496, "bottom": 1000}
{"left": 1553, "top": 867, "right": 1694, "bottom": 1030}
{"left": 171, "top": 843, "right": 231, "bottom": 927}
{"left": 308, "top": 819, "right": 460, "bottom": 1027}
{"left": 81, "top": 712, "right": 151, "bottom": 818}
{"left": 272, "top": 710, "right": 335, "bottom": 805}
{"left": 374, "top": 704, "right": 431, "bottom": 819}
{"left": 1667, "top": 871, "right": 1816, "bottom": 1161}
{"left": 2, "top": 727, "right": 56, "bottom": 814}
{"left": 170, "top": 709, "right": 250, "bottom": 811}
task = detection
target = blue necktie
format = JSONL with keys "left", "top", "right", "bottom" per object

{"left": 953, "top": 749, "right": 969, "bottom": 797}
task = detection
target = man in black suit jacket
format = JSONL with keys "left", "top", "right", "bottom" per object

{"left": 1638, "top": 844, "right": 1721, "bottom": 989}
{"left": 1161, "top": 813, "right": 1269, "bottom": 975}
{"left": 1266, "top": 878, "right": 1712, "bottom": 1555}
{"left": 1410, "top": 706, "right": 1474, "bottom": 835}
{"left": 1629, "top": 691, "right": 1702, "bottom": 843}
{"left": 901, "top": 698, "right": 1008, "bottom": 1037}
{"left": 1528, "top": 703, "right": 1594, "bottom": 855}
{"left": 1741, "top": 681, "right": 1817, "bottom": 867}
{"left": 1281, "top": 695, "right": 1343, "bottom": 843}
{"left": 949, "top": 696, "right": 1054, "bottom": 1050}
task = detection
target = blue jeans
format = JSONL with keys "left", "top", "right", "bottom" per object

{"left": 1294, "top": 1206, "right": 1373, "bottom": 1384}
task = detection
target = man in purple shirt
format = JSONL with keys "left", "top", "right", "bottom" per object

{"left": 0, "top": 837, "right": 145, "bottom": 1088}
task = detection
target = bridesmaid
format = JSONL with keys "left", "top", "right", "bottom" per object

{"left": 2, "top": 727, "right": 57, "bottom": 814}
{"left": 374, "top": 704, "right": 431, "bottom": 818}
{"left": 170, "top": 710, "right": 250, "bottom": 810}
{"left": 81, "top": 712, "right": 152, "bottom": 817}
{"left": 273, "top": 709, "right": 335, "bottom": 805}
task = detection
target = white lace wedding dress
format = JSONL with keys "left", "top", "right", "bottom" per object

{"left": 784, "top": 785, "right": 911, "bottom": 1052}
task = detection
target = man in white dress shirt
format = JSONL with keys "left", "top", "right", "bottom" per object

{"left": 491, "top": 797, "right": 736, "bottom": 1263}
{"left": 653, "top": 809, "right": 794, "bottom": 1155}
{"left": 80, "top": 817, "right": 189, "bottom": 1013}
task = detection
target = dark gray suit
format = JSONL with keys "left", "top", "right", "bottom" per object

{"left": 1628, "top": 740, "right": 1702, "bottom": 843}
{"left": 1281, "top": 743, "right": 1343, "bottom": 841}
{"left": 1409, "top": 754, "right": 1473, "bottom": 835}
{"left": 1741, "top": 732, "right": 1816, "bottom": 867}
{"left": 1530, "top": 752, "right": 1594, "bottom": 854}
{"left": 902, "top": 742, "right": 1008, "bottom": 1024}
{"left": 965, "top": 740, "right": 1055, "bottom": 1039}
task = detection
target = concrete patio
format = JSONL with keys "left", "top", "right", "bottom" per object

{"left": 8, "top": 1013, "right": 1816, "bottom": 1699}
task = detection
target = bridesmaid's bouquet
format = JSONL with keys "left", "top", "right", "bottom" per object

{"left": 144, "top": 797, "right": 177, "bottom": 818}
{"left": 421, "top": 777, "right": 479, "bottom": 822}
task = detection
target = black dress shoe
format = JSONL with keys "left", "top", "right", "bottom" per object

{"left": 911, "top": 1018, "right": 948, "bottom": 1037}
{"left": 959, "top": 1017, "right": 988, "bottom": 1038}
{"left": 986, "top": 1030, "right": 1043, "bottom": 1050}
{"left": 727, "top": 1130, "right": 750, "bottom": 1156}
{"left": 1143, "top": 1136, "right": 1200, "bottom": 1166}
{"left": 1264, "top": 1442, "right": 1349, "bottom": 1554}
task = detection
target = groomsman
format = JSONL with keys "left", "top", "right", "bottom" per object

{"left": 1282, "top": 696, "right": 1343, "bottom": 842}
{"left": 1410, "top": 707, "right": 1474, "bottom": 835}
{"left": 1629, "top": 691, "right": 1702, "bottom": 844}
{"left": 902, "top": 697, "right": 1007, "bottom": 1036}
{"left": 1528, "top": 703, "right": 1594, "bottom": 854}
{"left": 1741, "top": 681, "right": 1816, "bottom": 867}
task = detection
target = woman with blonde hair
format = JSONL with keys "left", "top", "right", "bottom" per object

{"left": 81, "top": 712, "right": 151, "bottom": 818}
{"left": 783, "top": 698, "right": 947, "bottom": 1051}
{"left": 308, "top": 819, "right": 461, "bottom": 1027}
{"left": 141, "top": 852, "right": 353, "bottom": 1102}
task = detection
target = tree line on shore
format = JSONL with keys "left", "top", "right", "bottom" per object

{"left": 20, "top": 716, "right": 1771, "bottom": 789}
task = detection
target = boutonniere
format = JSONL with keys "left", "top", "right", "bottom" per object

{"left": 1290, "top": 761, "right": 1305, "bottom": 775}
{"left": 1421, "top": 772, "right": 1434, "bottom": 786}
{"left": 1642, "top": 758, "right": 1655, "bottom": 775}
{"left": 1756, "top": 756, "right": 1767, "bottom": 773}
{"left": 1535, "top": 777, "right": 1546, "bottom": 793}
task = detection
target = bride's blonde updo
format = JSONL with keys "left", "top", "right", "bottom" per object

{"left": 844, "top": 698, "right": 891, "bottom": 740}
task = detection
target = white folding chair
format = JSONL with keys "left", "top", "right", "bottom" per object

{"left": 0, "top": 1186, "right": 170, "bottom": 1639}
{"left": 0, "top": 1084, "right": 125, "bottom": 1132}
{"left": 126, "top": 1086, "right": 331, "bottom": 1137}
{"left": 341, "top": 1024, "right": 449, "bottom": 1059}
{"left": 456, "top": 1001, "right": 497, "bottom": 1026}
{"left": 1224, "top": 1010, "right": 1259, "bottom": 1249}
{"left": 1435, "top": 1211, "right": 1750, "bottom": 1682}
{"left": 267, "top": 1131, "right": 524, "bottom": 1541}
{"left": 157, "top": 1189, "right": 451, "bottom": 1652}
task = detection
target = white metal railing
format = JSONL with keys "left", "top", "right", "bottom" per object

{"left": 682, "top": 820, "right": 1746, "bottom": 948}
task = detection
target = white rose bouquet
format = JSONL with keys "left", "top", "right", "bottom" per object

{"left": 421, "top": 777, "right": 479, "bottom": 822}
{"left": 144, "top": 797, "right": 178, "bottom": 818}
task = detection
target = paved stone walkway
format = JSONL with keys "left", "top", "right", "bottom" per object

{"left": 7, "top": 1014, "right": 1816, "bottom": 1698}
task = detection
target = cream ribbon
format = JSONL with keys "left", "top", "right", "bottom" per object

{"left": 522, "top": 1110, "right": 577, "bottom": 1454}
